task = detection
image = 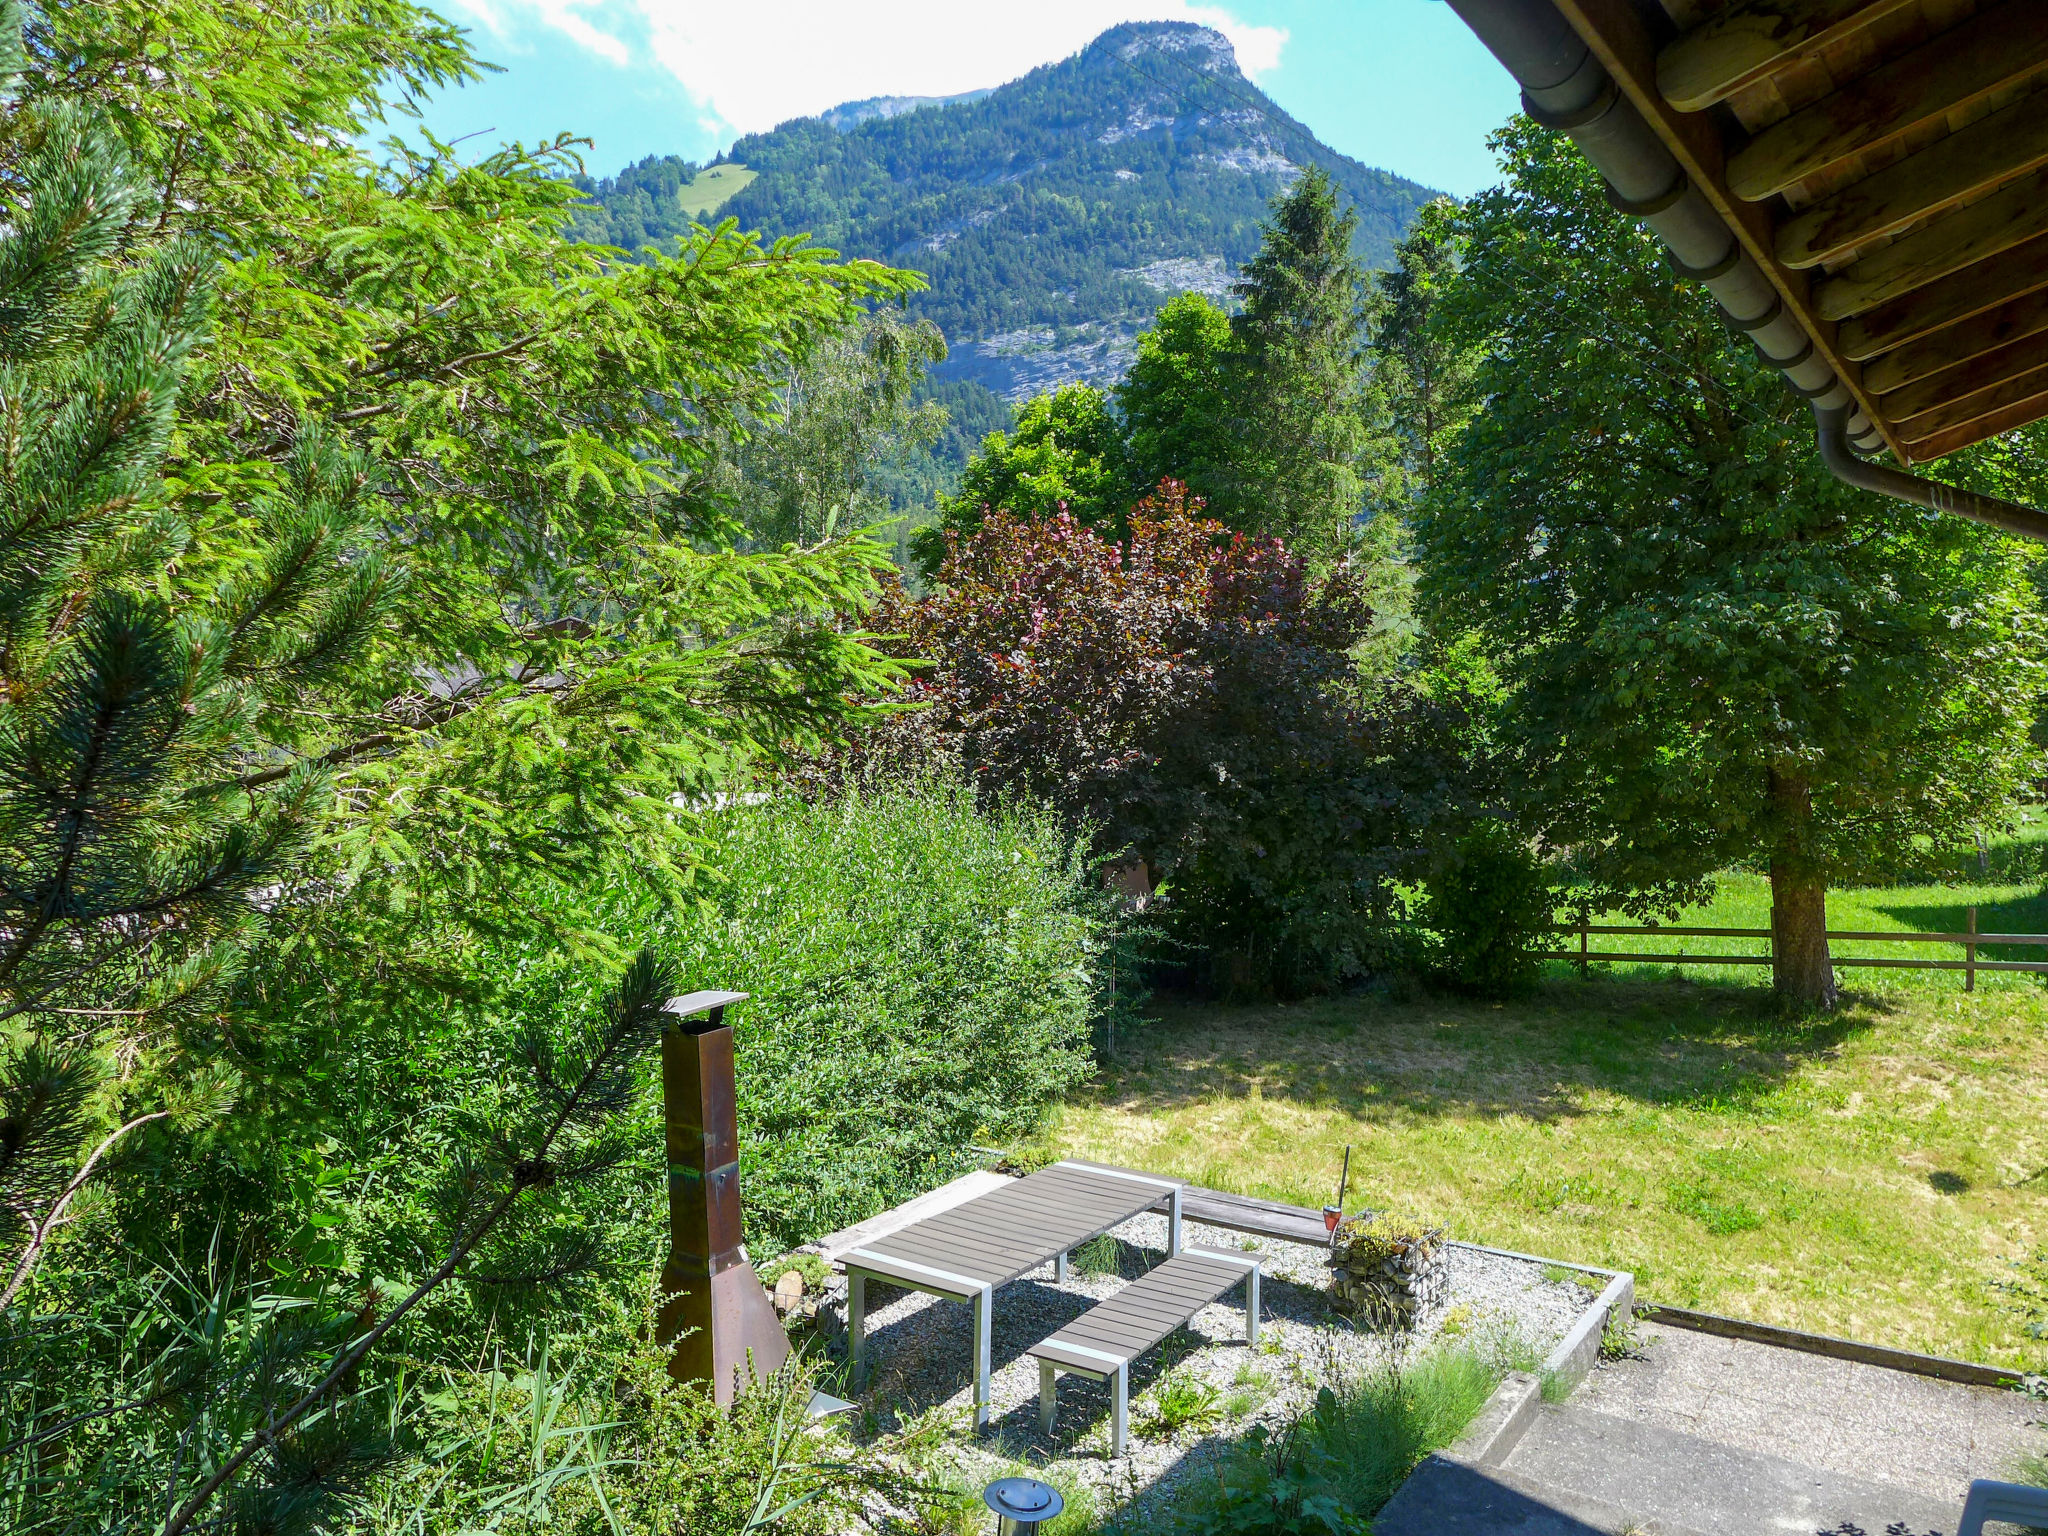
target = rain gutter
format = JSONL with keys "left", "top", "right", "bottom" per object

{"left": 1441, "top": 0, "right": 2048, "bottom": 541}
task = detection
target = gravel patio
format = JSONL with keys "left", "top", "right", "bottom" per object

{"left": 811, "top": 1207, "right": 1606, "bottom": 1515}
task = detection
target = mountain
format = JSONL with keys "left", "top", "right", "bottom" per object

{"left": 571, "top": 21, "right": 1442, "bottom": 405}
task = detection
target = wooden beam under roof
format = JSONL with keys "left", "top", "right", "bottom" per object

{"left": 1727, "top": 2, "right": 2048, "bottom": 204}
{"left": 1880, "top": 332, "right": 2048, "bottom": 426}
{"left": 1864, "top": 287, "right": 2048, "bottom": 395}
{"left": 1908, "top": 395, "right": 2048, "bottom": 463}
{"left": 1839, "top": 231, "right": 2048, "bottom": 361}
{"left": 1776, "top": 95, "right": 2048, "bottom": 270}
{"left": 1896, "top": 366, "right": 2048, "bottom": 446}
{"left": 1815, "top": 166, "right": 2048, "bottom": 323}
{"left": 1657, "top": 0, "right": 1918, "bottom": 114}
{"left": 1509, "top": 0, "right": 2048, "bottom": 463}
{"left": 1548, "top": 0, "right": 1903, "bottom": 461}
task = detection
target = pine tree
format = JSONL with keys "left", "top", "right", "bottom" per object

{"left": 1218, "top": 167, "right": 1378, "bottom": 561}
{"left": 0, "top": 58, "right": 391, "bottom": 1302}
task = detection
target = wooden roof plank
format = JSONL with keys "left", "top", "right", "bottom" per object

{"left": 1776, "top": 95, "right": 2048, "bottom": 269}
{"left": 1839, "top": 230, "right": 2048, "bottom": 359}
{"left": 1864, "top": 285, "right": 2048, "bottom": 393}
{"left": 1895, "top": 364, "right": 2048, "bottom": 444}
{"left": 1551, "top": 0, "right": 1903, "bottom": 460}
{"left": 1907, "top": 394, "right": 2048, "bottom": 461}
{"left": 1815, "top": 165, "right": 2048, "bottom": 322}
{"left": 1878, "top": 331, "right": 2048, "bottom": 425}
{"left": 1727, "top": 2, "right": 2048, "bottom": 203}
{"left": 1658, "top": 0, "right": 1921, "bottom": 113}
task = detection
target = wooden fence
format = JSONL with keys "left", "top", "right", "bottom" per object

{"left": 1535, "top": 906, "right": 2048, "bottom": 991}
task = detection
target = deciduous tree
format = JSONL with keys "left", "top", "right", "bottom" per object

{"left": 1416, "top": 121, "right": 2045, "bottom": 1008}
{"left": 1118, "top": 291, "right": 1235, "bottom": 506}
{"left": 912, "top": 382, "right": 1129, "bottom": 572}
{"left": 711, "top": 308, "right": 949, "bottom": 550}
{"left": 866, "top": 486, "right": 1468, "bottom": 994}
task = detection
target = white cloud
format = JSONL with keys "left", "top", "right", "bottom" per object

{"left": 444, "top": 0, "right": 629, "bottom": 64}
{"left": 456, "top": 1, "right": 1288, "bottom": 139}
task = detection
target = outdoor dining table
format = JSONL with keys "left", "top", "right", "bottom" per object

{"left": 842, "top": 1159, "right": 1187, "bottom": 1426}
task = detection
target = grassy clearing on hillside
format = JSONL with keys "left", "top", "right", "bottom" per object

{"left": 1041, "top": 974, "right": 2048, "bottom": 1367}
{"left": 677, "top": 162, "right": 757, "bottom": 216}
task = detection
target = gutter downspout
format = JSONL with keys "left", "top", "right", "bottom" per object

{"left": 1442, "top": 0, "right": 2048, "bottom": 541}
{"left": 1814, "top": 404, "right": 2048, "bottom": 541}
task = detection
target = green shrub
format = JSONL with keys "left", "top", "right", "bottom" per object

{"left": 758, "top": 1252, "right": 832, "bottom": 1292}
{"left": 1423, "top": 824, "right": 1557, "bottom": 997}
{"left": 1158, "top": 1345, "right": 1507, "bottom": 1534}
{"left": 670, "top": 781, "right": 1104, "bottom": 1249}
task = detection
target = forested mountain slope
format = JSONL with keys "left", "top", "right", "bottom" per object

{"left": 571, "top": 21, "right": 1440, "bottom": 401}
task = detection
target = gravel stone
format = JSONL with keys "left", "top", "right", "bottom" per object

{"left": 819, "top": 1214, "right": 1602, "bottom": 1514}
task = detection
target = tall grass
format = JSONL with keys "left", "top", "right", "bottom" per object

{"left": 1151, "top": 1343, "right": 1512, "bottom": 1534}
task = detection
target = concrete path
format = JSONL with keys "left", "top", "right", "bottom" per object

{"left": 1378, "top": 1321, "right": 2045, "bottom": 1536}
{"left": 1578, "top": 1321, "right": 2041, "bottom": 1506}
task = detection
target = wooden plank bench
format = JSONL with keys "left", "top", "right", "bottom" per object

{"left": 843, "top": 1159, "right": 1186, "bottom": 1427}
{"left": 1029, "top": 1245, "right": 1261, "bottom": 1455}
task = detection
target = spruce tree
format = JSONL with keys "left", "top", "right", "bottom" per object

{"left": 1219, "top": 167, "right": 1377, "bottom": 561}
{"left": 1371, "top": 197, "right": 1477, "bottom": 505}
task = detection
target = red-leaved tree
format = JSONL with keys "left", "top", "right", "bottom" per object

{"left": 850, "top": 484, "right": 1470, "bottom": 993}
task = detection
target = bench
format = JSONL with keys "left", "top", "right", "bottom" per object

{"left": 1958, "top": 1478, "right": 2048, "bottom": 1535}
{"left": 1028, "top": 1244, "right": 1262, "bottom": 1455}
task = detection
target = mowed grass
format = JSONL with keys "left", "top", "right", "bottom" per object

{"left": 1042, "top": 974, "right": 2048, "bottom": 1366}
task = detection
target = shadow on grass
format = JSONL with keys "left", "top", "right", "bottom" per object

{"left": 1096, "top": 974, "right": 1894, "bottom": 1125}
{"left": 1864, "top": 888, "right": 2048, "bottom": 965}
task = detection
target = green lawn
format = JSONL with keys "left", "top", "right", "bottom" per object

{"left": 1041, "top": 965, "right": 2048, "bottom": 1367}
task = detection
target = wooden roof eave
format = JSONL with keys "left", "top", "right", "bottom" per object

{"left": 1544, "top": 0, "right": 1911, "bottom": 465}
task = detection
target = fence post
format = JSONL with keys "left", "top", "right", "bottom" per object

{"left": 1966, "top": 905, "right": 1978, "bottom": 994}
{"left": 1578, "top": 914, "right": 1589, "bottom": 979}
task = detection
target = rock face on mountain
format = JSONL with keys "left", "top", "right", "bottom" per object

{"left": 572, "top": 21, "right": 1440, "bottom": 402}
{"left": 818, "top": 90, "right": 994, "bottom": 132}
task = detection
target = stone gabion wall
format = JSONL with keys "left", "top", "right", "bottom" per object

{"left": 1327, "top": 1214, "right": 1448, "bottom": 1329}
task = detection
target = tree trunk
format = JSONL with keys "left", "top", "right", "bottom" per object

{"left": 1768, "top": 772, "right": 1837, "bottom": 1010}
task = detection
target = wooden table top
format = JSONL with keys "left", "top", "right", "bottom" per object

{"left": 848, "top": 1160, "right": 1184, "bottom": 1295}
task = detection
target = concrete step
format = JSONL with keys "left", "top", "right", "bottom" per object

{"left": 1377, "top": 1401, "right": 1965, "bottom": 1535}
{"left": 1501, "top": 1402, "right": 1961, "bottom": 1536}
{"left": 1376, "top": 1451, "right": 1711, "bottom": 1536}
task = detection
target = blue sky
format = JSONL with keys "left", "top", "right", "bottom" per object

{"left": 406, "top": 1, "right": 1521, "bottom": 197}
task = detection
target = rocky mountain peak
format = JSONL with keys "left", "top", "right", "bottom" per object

{"left": 572, "top": 24, "right": 1438, "bottom": 404}
{"left": 1109, "top": 20, "right": 1241, "bottom": 77}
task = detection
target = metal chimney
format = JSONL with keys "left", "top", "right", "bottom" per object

{"left": 656, "top": 990, "right": 790, "bottom": 1404}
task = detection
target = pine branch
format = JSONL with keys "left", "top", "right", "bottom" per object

{"left": 0, "top": 1352, "right": 210, "bottom": 1461}
{"left": 1, "top": 1108, "right": 169, "bottom": 1307}
{"left": 156, "top": 949, "right": 673, "bottom": 1536}
{"left": 230, "top": 734, "right": 393, "bottom": 793}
